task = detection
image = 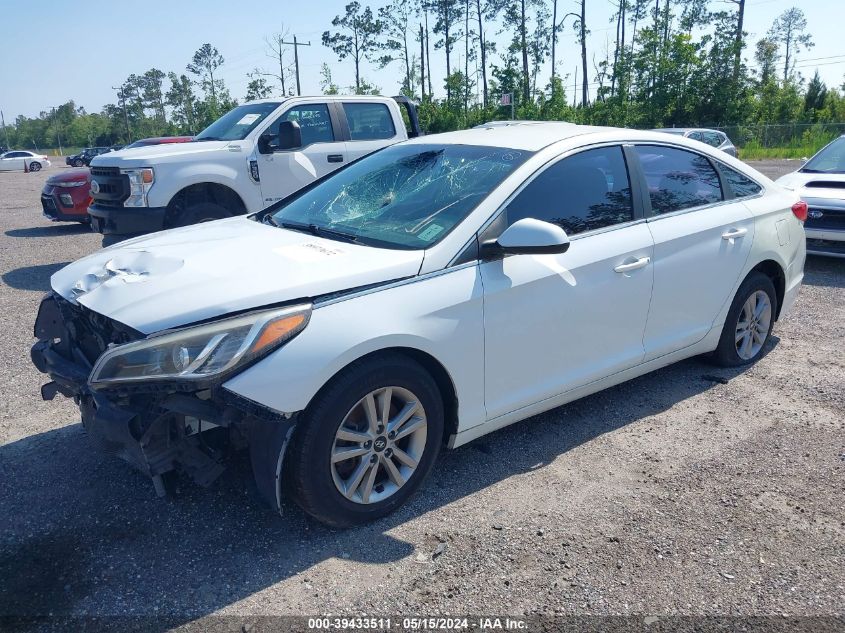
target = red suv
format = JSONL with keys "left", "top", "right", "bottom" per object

{"left": 40, "top": 136, "right": 194, "bottom": 223}
{"left": 41, "top": 168, "right": 93, "bottom": 223}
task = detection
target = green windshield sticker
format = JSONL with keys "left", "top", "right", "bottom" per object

{"left": 418, "top": 224, "right": 445, "bottom": 242}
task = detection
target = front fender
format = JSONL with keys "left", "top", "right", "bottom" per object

{"left": 222, "top": 265, "right": 487, "bottom": 433}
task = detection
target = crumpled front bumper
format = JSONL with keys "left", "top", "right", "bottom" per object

{"left": 30, "top": 293, "right": 297, "bottom": 506}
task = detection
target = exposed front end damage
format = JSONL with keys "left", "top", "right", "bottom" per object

{"left": 30, "top": 292, "right": 296, "bottom": 507}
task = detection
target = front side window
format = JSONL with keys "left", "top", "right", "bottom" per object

{"left": 720, "top": 164, "right": 762, "bottom": 198}
{"left": 635, "top": 145, "right": 723, "bottom": 214}
{"left": 268, "top": 143, "right": 530, "bottom": 249}
{"left": 195, "top": 102, "right": 281, "bottom": 141}
{"left": 506, "top": 146, "right": 634, "bottom": 235}
{"left": 344, "top": 103, "right": 396, "bottom": 141}
{"left": 278, "top": 104, "right": 335, "bottom": 146}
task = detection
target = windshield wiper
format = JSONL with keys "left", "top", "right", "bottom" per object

{"left": 274, "top": 220, "right": 359, "bottom": 243}
{"left": 262, "top": 214, "right": 281, "bottom": 227}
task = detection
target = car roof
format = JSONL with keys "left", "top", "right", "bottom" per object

{"left": 405, "top": 121, "right": 629, "bottom": 152}
{"left": 242, "top": 95, "right": 398, "bottom": 106}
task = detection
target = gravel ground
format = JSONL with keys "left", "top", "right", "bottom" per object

{"left": 0, "top": 160, "right": 843, "bottom": 629}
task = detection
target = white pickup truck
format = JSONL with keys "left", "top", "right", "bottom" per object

{"left": 88, "top": 95, "right": 420, "bottom": 243}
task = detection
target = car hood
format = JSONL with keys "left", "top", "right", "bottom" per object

{"left": 46, "top": 168, "right": 90, "bottom": 185}
{"left": 775, "top": 170, "right": 845, "bottom": 202}
{"left": 50, "top": 217, "right": 424, "bottom": 334}
{"left": 90, "top": 140, "right": 241, "bottom": 168}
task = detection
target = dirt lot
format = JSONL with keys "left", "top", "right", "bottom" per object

{"left": 0, "top": 160, "right": 843, "bottom": 628}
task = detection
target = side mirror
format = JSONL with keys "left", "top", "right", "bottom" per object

{"left": 480, "top": 218, "right": 570, "bottom": 259}
{"left": 258, "top": 121, "right": 302, "bottom": 153}
{"left": 277, "top": 120, "right": 302, "bottom": 150}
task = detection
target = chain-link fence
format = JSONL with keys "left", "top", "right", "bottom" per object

{"left": 711, "top": 122, "right": 845, "bottom": 152}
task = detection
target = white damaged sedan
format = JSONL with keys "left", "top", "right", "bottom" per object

{"left": 32, "top": 123, "right": 805, "bottom": 526}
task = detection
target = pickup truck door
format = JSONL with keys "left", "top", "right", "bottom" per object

{"left": 257, "top": 103, "right": 348, "bottom": 207}
{"left": 339, "top": 101, "right": 405, "bottom": 162}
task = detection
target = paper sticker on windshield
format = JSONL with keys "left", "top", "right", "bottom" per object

{"left": 418, "top": 224, "right": 445, "bottom": 242}
{"left": 236, "top": 113, "right": 261, "bottom": 126}
{"left": 275, "top": 243, "right": 345, "bottom": 262}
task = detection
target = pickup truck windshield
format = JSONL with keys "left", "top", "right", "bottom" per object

{"left": 268, "top": 143, "right": 530, "bottom": 249}
{"left": 195, "top": 102, "right": 281, "bottom": 141}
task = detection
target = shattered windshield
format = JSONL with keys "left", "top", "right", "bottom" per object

{"left": 268, "top": 143, "right": 530, "bottom": 249}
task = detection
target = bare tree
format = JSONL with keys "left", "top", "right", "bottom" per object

{"left": 263, "top": 31, "right": 295, "bottom": 95}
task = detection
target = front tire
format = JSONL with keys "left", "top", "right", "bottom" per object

{"left": 169, "top": 201, "right": 230, "bottom": 228}
{"left": 283, "top": 353, "right": 444, "bottom": 527}
{"left": 713, "top": 271, "right": 777, "bottom": 367}
{"left": 73, "top": 159, "right": 84, "bottom": 167}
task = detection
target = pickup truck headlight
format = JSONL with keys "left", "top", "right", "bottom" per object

{"left": 122, "top": 167, "right": 155, "bottom": 207}
{"left": 89, "top": 304, "right": 311, "bottom": 387}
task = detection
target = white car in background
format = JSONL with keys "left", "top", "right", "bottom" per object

{"left": 0, "top": 150, "right": 51, "bottom": 171}
{"left": 32, "top": 123, "right": 805, "bottom": 526}
{"left": 775, "top": 134, "right": 845, "bottom": 258}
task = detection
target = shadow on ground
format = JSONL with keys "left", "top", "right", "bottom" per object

{"left": 0, "top": 348, "right": 758, "bottom": 629}
{"left": 5, "top": 224, "right": 91, "bottom": 239}
{"left": 2, "top": 263, "right": 69, "bottom": 292}
{"left": 803, "top": 254, "right": 845, "bottom": 289}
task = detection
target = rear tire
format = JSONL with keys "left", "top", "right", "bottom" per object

{"left": 29, "top": 162, "right": 41, "bottom": 172}
{"left": 283, "top": 353, "right": 444, "bottom": 527}
{"left": 712, "top": 271, "right": 777, "bottom": 367}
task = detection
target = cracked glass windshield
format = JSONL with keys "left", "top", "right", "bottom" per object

{"left": 267, "top": 143, "right": 531, "bottom": 249}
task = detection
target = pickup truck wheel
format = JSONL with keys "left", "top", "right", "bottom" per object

{"left": 170, "top": 202, "right": 230, "bottom": 228}
{"left": 283, "top": 353, "right": 444, "bottom": 527}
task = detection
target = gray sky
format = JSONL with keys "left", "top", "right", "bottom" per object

{"left": 1, "top": 0, "right": 843, "bottom": 121}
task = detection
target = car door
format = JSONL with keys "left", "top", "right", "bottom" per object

{"left": 0, "top": 152, "right": 24, "bottom": 171}
{"left": 341, "top": 101, "right": 401, "bottom": 162}
{"left": 632, "top": 144, "right": 755, "bottom": 360}
{"left": 480, "top": 145, "right": 654, "bottom": 421}
{"left": 257, "top": 103, "right": 347, "bottom": 205}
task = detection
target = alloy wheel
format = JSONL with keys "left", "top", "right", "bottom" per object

{"left": 330, "top": 386, "right": 427, "bottom": 505}
{"left": 735, "top": 290, "right": 772, "bottom": 360}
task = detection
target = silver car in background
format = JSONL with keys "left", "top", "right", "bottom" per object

{"left": 654, "top": 128, "right": 738, "bottom": 157}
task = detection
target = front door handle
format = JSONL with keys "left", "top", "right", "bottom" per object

{"left": 614, "top": 256, "right": 651, "bottom": 273}
{"left": 327, "top": 154, "right": 344, "bottom": 163}
{"left": 722, "top": 227, "right": 748, "bottom": 240}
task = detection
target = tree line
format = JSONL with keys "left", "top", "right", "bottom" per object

{"left": 3, "top": 0, "right": 844, "bottom": 152}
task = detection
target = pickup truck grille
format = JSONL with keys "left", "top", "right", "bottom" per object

{"left": 90, "top": 166, "right": 130, "bottom": 208}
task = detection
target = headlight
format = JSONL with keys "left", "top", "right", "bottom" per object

{"left": 122, "top": 167, "right": 154, "bottom": 207}
{"left": 55, "top": 180, "right": 88, "bottom": 188}
{"left": 89, "top": 304, "right": 311, "bottom": 388}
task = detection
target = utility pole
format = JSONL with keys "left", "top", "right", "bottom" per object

{"left": 281, "top": 36, "right": 311, "bottom": 96}
{"left": 112, "top": 85, "right": 131, "bottom": 143}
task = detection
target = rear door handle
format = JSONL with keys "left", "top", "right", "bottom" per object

{"left": 722, "top": 227, "right": 748, "bottom": 240}
{"left": 327, "top": 154, "right": 344, "bottom": 163}
{"left": 614, "top": 256, "right": 650, "bottom": 273}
